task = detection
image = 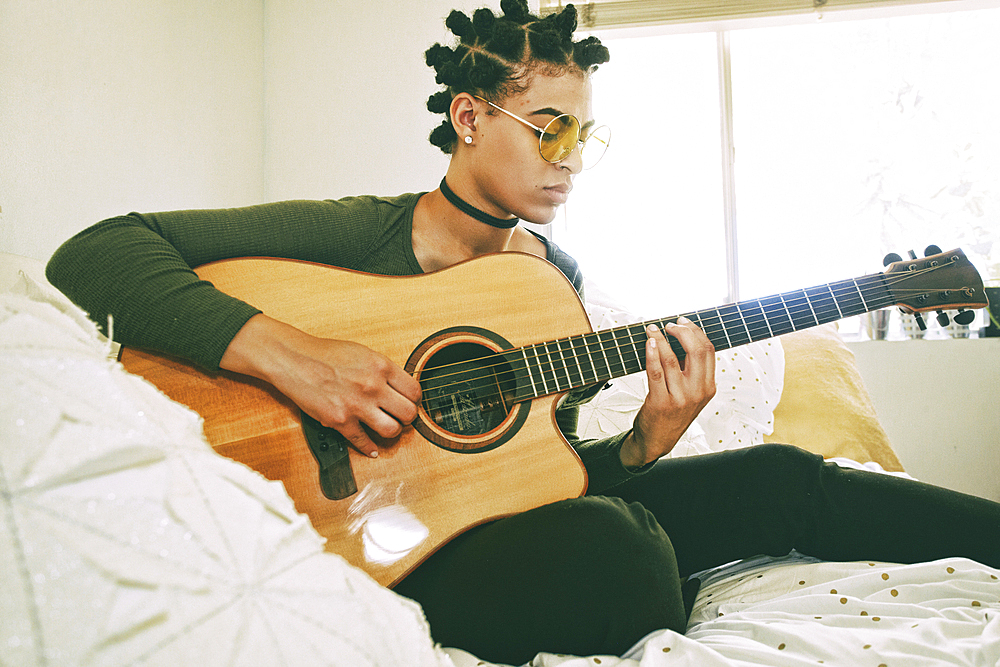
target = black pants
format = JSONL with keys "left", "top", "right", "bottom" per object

{"left": 394, "top": 444, "right": 1000, "bottom": 664}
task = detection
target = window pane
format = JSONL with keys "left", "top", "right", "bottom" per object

{"left": 551, "top": 32, "right": 726, "bottom": 317}
{"left": 731, "top": 8, "right": 1000, "bottom": 300}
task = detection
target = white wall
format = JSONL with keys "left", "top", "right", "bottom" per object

{"left": 262, "top": 0, "right": 492, "bottom": 201}
{"left": 848, "top": 338, "right": 1000, "bottom": 502}
{"left": 0, "top": 0, "right": 265, "bottom": 262}
{"left": 0, "top": 0, "right": 497, "bottom": 261}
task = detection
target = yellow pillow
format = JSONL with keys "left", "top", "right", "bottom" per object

{"left": 765, "top": 324, "right": 904, "bottom": 472}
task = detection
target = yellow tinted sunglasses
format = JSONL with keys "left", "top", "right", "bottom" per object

{"left": 474, "top": 95, "right": 610, "bottom": 169}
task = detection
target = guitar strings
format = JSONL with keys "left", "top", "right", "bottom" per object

{"left": 418, "top": 286, "right": 941, "bottom": 409}
{"left": 418, "top": 266, "right": 965, "bottom": 407}
{"left": 415, "top": 263, "right": 975, "bottom": 410}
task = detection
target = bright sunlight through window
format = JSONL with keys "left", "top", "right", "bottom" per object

{"left": 551, "top": 7, "right": 1000, "bottom": 330}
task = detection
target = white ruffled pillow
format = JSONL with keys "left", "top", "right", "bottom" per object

{"left": 578, "top": 279, "right": 784, "bottom": 458}
{"left": 0, "top": 275, "right": 453, "bottom": 667}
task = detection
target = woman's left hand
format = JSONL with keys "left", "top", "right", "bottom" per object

{"left": 619, "top": 317, "right": 717, "bottom": 468}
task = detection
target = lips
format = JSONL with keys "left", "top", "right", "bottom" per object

{"left": 544, "top": 184, "right": 572, "bottom": 204}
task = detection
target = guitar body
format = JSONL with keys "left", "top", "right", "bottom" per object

{"left": 120, "top": 253, "right": 590, "bottom": 587}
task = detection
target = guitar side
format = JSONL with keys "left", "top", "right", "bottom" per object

{"left": 120, "top": 253, "right": 591, "bottom": 587}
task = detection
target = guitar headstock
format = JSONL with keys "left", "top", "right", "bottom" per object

{"left": 882, "top": 247, "right": 988, "bottom": 314}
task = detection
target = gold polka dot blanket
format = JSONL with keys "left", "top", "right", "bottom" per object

{"left": 444, "top": 553, "right": 1000, "bottom": 666}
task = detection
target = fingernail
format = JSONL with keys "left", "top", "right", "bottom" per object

{"left": 370, "top": 450, "right": 379, "bottom": 458}
{"left": 678, "top": 316, "right": 691, "bottom": 324}
{"left": 646, "top": 324, "right": 659, "bottom": 334}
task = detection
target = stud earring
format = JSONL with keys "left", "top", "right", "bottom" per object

{"left": 464, "top": 135, "right": 473, "bottom": 144}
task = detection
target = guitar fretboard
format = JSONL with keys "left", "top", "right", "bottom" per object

{"left": 508, "top": 273, "right": 894, "bottom": 402}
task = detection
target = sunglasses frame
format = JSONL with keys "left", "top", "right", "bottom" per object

{"left": 472, "top": 95, "right": 609, "bottom": 168}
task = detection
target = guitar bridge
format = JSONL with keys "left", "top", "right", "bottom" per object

{"left": 301, "top": 412, "right": 358, "bottom": 500}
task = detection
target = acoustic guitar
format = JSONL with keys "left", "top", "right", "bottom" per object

{"left": 120, "top": 247, "right": 987, "bottom": 587}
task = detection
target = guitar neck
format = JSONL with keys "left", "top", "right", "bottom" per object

{"left": 509, "top": 272, "right": 893, "bottom": 402}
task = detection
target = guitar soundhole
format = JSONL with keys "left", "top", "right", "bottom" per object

{"left": 409, "top": 333, "right": 528, "bottom": 453}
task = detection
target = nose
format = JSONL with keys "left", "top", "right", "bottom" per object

{"left": 559, "top": 142, "right": 584, "bottom": 175}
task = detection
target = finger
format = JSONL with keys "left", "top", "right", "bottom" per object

{"left": 339, "top": 421, "right": 381, "bottom": 458}
{"left": 665, "top": 317, "right": 714, "bottom": 372}
{"left": 363, "top": 405, "right": 411, "bottom": 440}
{"left": 388, "top": 367, "right": 422, "bottom": 403}
{"left": 379, "top": 387, "right": 420, "bottom": 425}
{"left": 644, "top": 325, "right": 679, "bottom": 398}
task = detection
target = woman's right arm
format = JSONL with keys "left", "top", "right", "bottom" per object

{"left": 46, "top": 202, "right": 421, "bottom": 456}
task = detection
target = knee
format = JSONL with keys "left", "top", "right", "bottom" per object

{"left": 542, "top": 497, "right": 679, "bottom": 586}
{"left": 740, "top": 443, "right": 823, "bottom": 485}
{"left": 547, "top": 496, "right": 671, "bottom": 552}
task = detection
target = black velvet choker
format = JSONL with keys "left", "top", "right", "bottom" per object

{"left": 439, "top": 178, "right": 519, "bottom": 229}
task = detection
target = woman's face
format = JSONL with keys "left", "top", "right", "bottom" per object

{"left": 470, "top": 71, "right": 595, "bottom": 225}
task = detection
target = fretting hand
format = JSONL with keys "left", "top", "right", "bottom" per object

{"left": 619, "top": 317, "right": 717, "bottom": 468}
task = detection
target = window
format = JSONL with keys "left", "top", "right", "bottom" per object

{"left": 550, "top": 4, "right": 1000, "bottom": 334}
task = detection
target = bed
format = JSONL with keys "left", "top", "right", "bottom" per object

{"left": 3, "top": 254, "right": 998, "bottom": 667}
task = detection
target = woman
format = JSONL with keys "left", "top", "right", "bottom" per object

{"left": 47, "top": 1, "right": 1000, "bottom": 663}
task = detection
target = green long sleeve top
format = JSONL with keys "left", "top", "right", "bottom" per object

{"left": 47, "top": 192, "right": 647, "bottom": 493}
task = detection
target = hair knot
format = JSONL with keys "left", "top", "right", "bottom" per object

{"left": 445, "top": 10, "right": 476, "bottom": 40}
{"left": 500, "top": 0, "right": 531, "bottom": 23}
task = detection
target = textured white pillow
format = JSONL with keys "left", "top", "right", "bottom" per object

{"left": 578, "top": 279, "right": 784, "bottom": 457}
{"left": 0, "top": 276, "right": 452, "bottom": 667}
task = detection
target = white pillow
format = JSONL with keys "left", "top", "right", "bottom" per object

{"left": 578, "top": 279, "right": 784, "bottom": 457}
{"left": 0, "top": 276, "right": 453, "bottom": 667}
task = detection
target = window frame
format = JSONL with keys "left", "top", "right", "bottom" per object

{"left": 542, "top": 0, "right": 1000, "bottom": 305}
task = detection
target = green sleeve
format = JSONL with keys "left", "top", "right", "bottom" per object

{"left": 46, "top": 198, "right": 412, "bottom": 370}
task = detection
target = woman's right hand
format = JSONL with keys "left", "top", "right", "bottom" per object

{"left": 219, "top": 314, "right": 422, "bottom": 458}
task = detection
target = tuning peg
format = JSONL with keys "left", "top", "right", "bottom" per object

{"left": 913, "top": 312, "right": 927, "bottom": 330}
{"left": 924, "top": 244, "right": 942, "bottom": 257}
{"left": 907, "top": 249, "right": 918, "bottom": 260}
{"left": 936, "top": 310, "right": 951, "bottom": 327}
{"left": 883, "top": 252, "right": 903, "bottom": 267}
{"left": 954, "top": 309, "right": 976, "bottom": 325}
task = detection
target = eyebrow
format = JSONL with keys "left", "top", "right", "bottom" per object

{"left": 530, "top": 107, "right": 596, "bottom": 131}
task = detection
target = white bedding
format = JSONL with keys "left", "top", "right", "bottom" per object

{"left": 445, "top": 554, "right": 1000, "bottom": 667}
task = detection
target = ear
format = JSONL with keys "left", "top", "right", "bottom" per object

{"left": 450, "top": 93, "right": 478, "bottom": 141}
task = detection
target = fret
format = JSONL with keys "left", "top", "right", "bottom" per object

{"left": 718, "top": 304, "right": 752, "bottom": 348}
{"left": 558, "top": 338, "right": 584, "bottom": 388}
{"left": 520, "top": 347, "right": 540, "bottom": 398}
{"left": 832, "top": 278, "right": 866, "bottom": 318}
{"left": 804, "top": 285, "right": 840, "bottom": 325}
{"left": 738, "top": 299, "right": 772, "bottom": 340}
{"left": 861, "top": 274, "right": 895, "bottom": 310}
{"left": 852, "top": 278, "right": 870, "bottom": 311}
{"left": 544, "top": 340, "right": 571, "bottom": 391}
{"left": 533, "top": 342, "right": 555, "bottom": 395}
{"left": 597, "top": 329, "right": 627, "bottom": 379}
{"left": 734, "top": 302, "right": 755, "bottom": 341}
{"left": 620, "top": 326, "right": 645, "bottom": 375}
{"left": 783, "top": 289, "right": 817, "bottom": 330}
{"left": 584, "top": 331, "right": 613, "bottom": 383}
{"left": 571, "top": 334, "right": 598, "bottom": 384}
{"left": 695, "top": 308, "right": 729, "bottom": 350}
{"left": 826, "top": 283, "right": 844, "bottom": 319}
{"left": 758, "top": 295, "right": 795, "bottom": 336}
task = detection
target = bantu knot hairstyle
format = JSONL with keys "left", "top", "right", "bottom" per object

{"left": 425, "top": 0, "right": 610, "bottom": 154}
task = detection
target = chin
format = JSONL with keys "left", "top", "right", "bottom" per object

{"left": 518, "top": 205, "right": 560, "bottom": 226}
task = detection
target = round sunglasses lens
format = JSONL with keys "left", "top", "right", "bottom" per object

{"left": 539, "top": 115, "right": 579, "bottom": 163}
{"left": 581, "top": 124, "right": 611, "bottom": 169}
